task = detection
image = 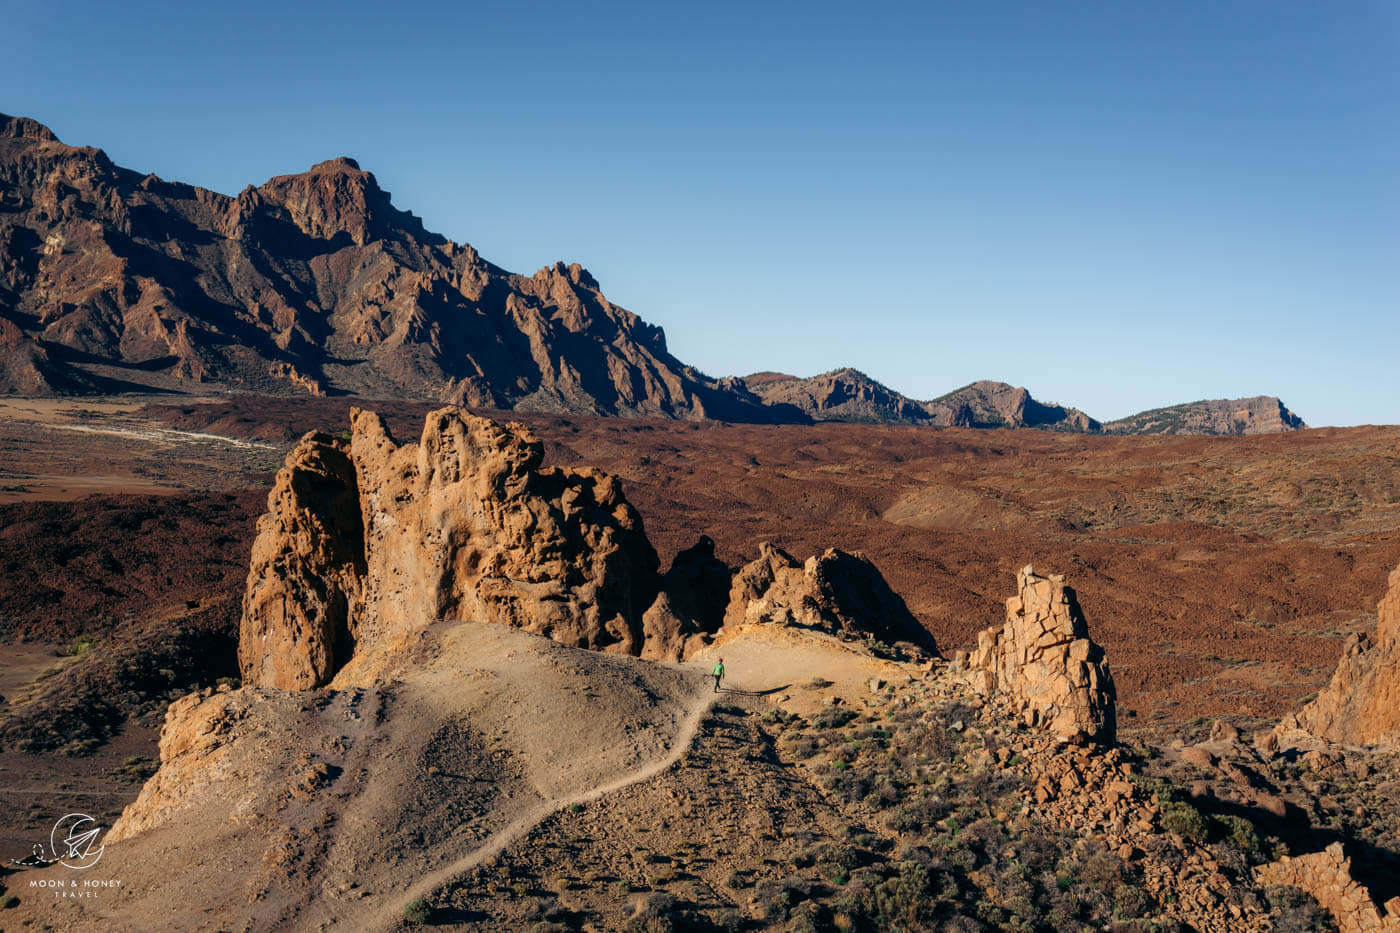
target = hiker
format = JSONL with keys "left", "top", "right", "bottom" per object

{"left": 712, "top": 657, "right": 725, "bottom": 693}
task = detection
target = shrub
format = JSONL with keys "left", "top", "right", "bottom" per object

{"left": 66, "top": 636, "right": 98, "bottom": 657}
{"left": 813, "top": 707, "right": 858, "bottom": 730}
{"left": 1113, "top": 882, "right": 1151, "bottom": 919}
{"left": 1160, "top": 800, "right": 1210, "bottom": 842}
{"left": 628, "top": 891, "right": 677, "bottom": 929}
{"left": 1264, "top": 884, "right": 1334, "bottom": 933}
{"left": 401, "top": 897, "right": 431, "bottom": 925}
{"left": 1213, "top": 814, "right": 1262, "bottom": 858}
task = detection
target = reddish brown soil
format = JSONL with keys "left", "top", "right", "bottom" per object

{"left": 140, "top": 396, "right": 1400, "bottom": 734}
{"left": 4, "top": 394, "right": 1398, "bottom": 746}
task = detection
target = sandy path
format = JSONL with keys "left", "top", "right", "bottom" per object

{"left": 360, "top": 679, "right": 718, "bottom": 931}
{"left": 697, "top": 625, "right": 916, "bottom": 717}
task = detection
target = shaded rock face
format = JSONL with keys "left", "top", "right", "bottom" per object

{"left": 1103, "top": 395, "right": 1306, "bottom": 435}
{"left": 238, "top": 433, "right": 364, "bottom": 690}
{"left": 719, "top": 542, "right": 939, "bottom": 654}
{"left": 239, "top": 407, "right": 662, "bottom": 687}
{"left": 1271, "top": 564, "right": 1400, "bottom": 749}
{"left": 0, "top": 114, "right": 780, "bottom": 422}
{"left": 955, "top": 566, "right": 1116, "bottom": 744}
{"left": 640, "top": 536, "right": 732, "bottom": 662}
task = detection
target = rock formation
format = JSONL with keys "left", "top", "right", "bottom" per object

{"left": 1104, "top": 396, "right": 1307, "bottom": 435}
{"left": 1254, "top": 842, "right": 1400, "bottom": 933}
{"left": 718, "top": 543, "right": 939, "bottom": 655}
{"left": 238, "top": 432, "right": 364, "bottom": 690}
{"left": 923, "top": 381, "right": 1101, "bottom": 432}
{"left": 106, "top": 686, "right": 251, "bottom": 844}
{"left": 239, "top": 407, "right": 663, "bottom": 687}
{"left": 640, "top": 535, "right": 733, "bottom": 662}
{"left": 1269, "top": 563, "right": 1400, "bottom": 749}
{"left": 954, "top": 566, "right": 1116, "bottom": 744}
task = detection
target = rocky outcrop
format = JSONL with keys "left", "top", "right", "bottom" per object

{"left": 238, "top": 432, "right": 364, "bottom": 690}
{"left": 1255, "top": 843, "right": 1400, "bottom": 933}
{"left": 718, "top": 543, "right": 939, "bottom": 655}
{"left": 740, "top": 369, "right": 933, "bottom": 424}
{"left": 107, "top": 686, "right": 250, "bottom": 843}
{"left": 954, "top": 566, "right": 1116, "bottom": 744}
{"left": 924, "top": 381, "right": 1101, "bottom": 432}
{"left": 239, "top": 407, "right": 663, "bottom": 687}
{"left": 640, "top": 536, "right": 732, "bottom": 662}
{"left": 1104, "top": 396, "right": 1307, "bottom": 435}
{"left": 1269, "top": 564, "right": 1400, "bottom": 749}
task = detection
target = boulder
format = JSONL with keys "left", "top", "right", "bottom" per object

{"left": 960, "top": 565, "right": 1116, "bottom": 744}
{"left": 720, "top": 542, "right": 938, "bottom": 655}
{"left": 1271, "top": 564, "right": 1400, "bottom": 749}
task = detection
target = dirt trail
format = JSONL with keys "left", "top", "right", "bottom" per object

{"left": 361, "top": 678, "right": 718, "bottom": 931}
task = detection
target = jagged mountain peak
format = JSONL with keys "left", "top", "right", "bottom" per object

{"left": 0, "top": 112, "right": 781, "bottom": 421}
{"left": 0, "top": 112, "right": 59, "bottom": 142}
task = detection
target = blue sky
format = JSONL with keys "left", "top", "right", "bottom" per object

{"left": 4, "top": 1, "right": 1396, "bottom": 425}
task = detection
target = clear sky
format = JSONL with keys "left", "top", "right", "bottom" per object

{"left": 4, "top": 1, "right": 1396, "bottom": 425}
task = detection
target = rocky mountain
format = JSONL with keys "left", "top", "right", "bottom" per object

{"left": 923, "top": 380, "right": 1101, "bottom": 431}
{"left": 739, "top": 368, "right": 934, "bottom": 424}
{"left": 0, "top": 114, "right": 780, "bottom": 420}
{"left": 1104, "top": 396, "right": 1307, "bottom": 435}
{"left": 0, "top": 113, "right": 1317, "bottom": 434}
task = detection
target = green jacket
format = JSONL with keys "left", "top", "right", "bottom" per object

{"left": 712, "top": 662, "right": 725, "bottom": 677}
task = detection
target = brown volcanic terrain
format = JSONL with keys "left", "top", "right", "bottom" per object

{"left": 2, "top": 398, "right": 1399, "bottom": 928}
{"left": 3, "top": 395, "right": 1397, "bottom": 731}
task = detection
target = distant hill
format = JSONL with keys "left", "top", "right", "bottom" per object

{"left": 922, "top": 380, "right": 1100, "bottom": 432}
{"left": 1104, "top": 396, "right": 1307, "bottom": 435}
{"left": 739, "top": 368, "right": 933, "bottom": 424}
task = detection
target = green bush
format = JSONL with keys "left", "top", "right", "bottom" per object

{"left": 813, "top": 707, "right": 858, "bottom": 730}
{"left": 401, "top": 897, "right": 431, "bottom": 925}
{"left": 1214, "top": 813, "right": 1262, "bottom": 858}
{"left": 66, "top": 636, "right": 99, "bottom": 656}
{"left": 1160, "top": 800, "right": 1210, "bottom": 842}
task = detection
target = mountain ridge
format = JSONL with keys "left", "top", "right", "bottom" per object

{"left": 0, "top": 113, "right": 1310, "bottom": 433}
{"left": 0, "top": 112, "right": 783, "bottom": 422}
